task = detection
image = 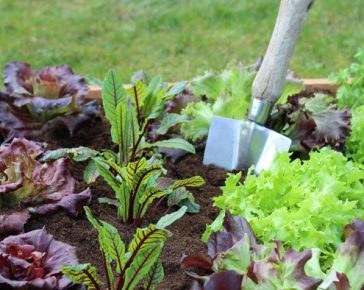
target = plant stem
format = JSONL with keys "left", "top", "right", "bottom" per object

{"left": 117, "top": 228, "right": 159, "bottom": 290}
{"left": 102, "top": 251, "right": 112, "bottom": 290}
{"left": 133, "top": 86, "right": 142, "bottom": 126}
{"left": 151, "top": 195, "right": 166, "bottom": 215}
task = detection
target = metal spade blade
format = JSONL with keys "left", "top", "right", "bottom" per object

{"left": 203, "top": 0, "right": 314, "bottom": 172}
{"left": 203, "top": 116, "right": 291, "bottom": 173}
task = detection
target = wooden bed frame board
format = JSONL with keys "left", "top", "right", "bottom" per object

{"left": 85, "top": 78, "right": 339, "bottom": 101}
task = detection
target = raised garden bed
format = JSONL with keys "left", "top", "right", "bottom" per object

{"left": 0, "top": 86, "right": 328, "bottom": 290}
{"left": 0, "top": 57, "right": 363, "bottom": 290}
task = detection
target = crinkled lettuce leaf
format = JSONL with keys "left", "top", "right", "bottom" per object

{"left": 0, "top": 138, "right": 91, "bottom": 235}
{"left": 180, "top": 65, "right": 303, "bottom": 142}
{"left": 185, "top": 212, "right": 364, "bottom": 290}
{"left": 345, "top": 105, "right": 364, "bottom": 163}
{"left": 180, "top": 65, "right": 254, "bottom": 141}
{"left": 209, "top": 148, "right": 364, "bottom": 269}
{"left": 269, "top": 93, "right": 351, "bottom": 153}
{"left": 329, "top": 47, "right": 364, "bottom": 109}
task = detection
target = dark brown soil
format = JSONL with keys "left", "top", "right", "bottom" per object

{"left": 4, "top": 116, "right": 230, "bottom": 290}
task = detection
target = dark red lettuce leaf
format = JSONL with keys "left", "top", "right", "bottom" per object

{"left": 208, "top": 211, "right": 260, "bottom": 258}
{"left": 0, "top": 138, "right": 91, "bottom": 235}
{"left": 0, "top": 62, "right": 99, "bottom": 140}
{"left": 327, "top": 219, "right": 364, "bottom": 289}
{"left": 186, "top": 271, "right": 243, "bottom": 290}
{"left": 182, "top": 211, "right": 323, "bottom": 290}
{"left": 0, "top": 228, "right": 78, "bottom": 289}
{"left": 0, "top": 211, "right": 30, "bottom": 235}
{"left": 204, "top": 271, "right": 243, "bottom": 290}
{"left": 269, "top": 93, "right": 351, "bottom": 153}
{"left": 29, "top": 188, "right": 91, "bottom": 216}
{"left": 181, "top": 254, "right": 213, "bottom": 272}
{"left": 165, "top": 89, "right": 198, "bottom": 114}
{"left": 247, "top": 247, "right": 322, "bottom": 290}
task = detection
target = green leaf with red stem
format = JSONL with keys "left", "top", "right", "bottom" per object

{"left": 138, "top": 188, "right": 167, "bottom": 219}
{"left": 102, "top": 70, "right": 125, "bottom": 144}
{"left": 144, "top": 259, "right": 164, "bottom": 290}
{"left": 94, "top": 157, "right": 122, "bottom": 193}
{"left": 170, "top": 176, "right": 205, "bottom": 190}
{"left": 120, "top": 225, "right": 170, "bottom": 290}
{"left": 61, "top": 263, "right": 103, "bottom": 290}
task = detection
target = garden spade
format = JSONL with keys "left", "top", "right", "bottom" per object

{"left": 203, "top": 0, "right": 315, "bottom": 173}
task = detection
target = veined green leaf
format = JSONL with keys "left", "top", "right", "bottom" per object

{"left": 99, "top": 220, "right": 126, "bottom": 273}
{"left": 126, "top": 79, "right": 147, "bottom": 108}
{"left": 94, "top": 158, "right": 121, "bottom": 192}
{"left": 98, "top": 197, "right": 119, "bottom": 207}
{"left": 83, "top": 160, "right": 100, "bottom": 184}
{"left": 128, "top": 225, "right": 169, "bottom": 254}
{"left": 102, "top": 70, "right": 124, "bottom": 131}
{"left": 139, "top": 188, "right": 167, "bottom": 218}
{"left": 167, "top": 188, "right": 200, "bottom": 213}
{"left": 165, "top": 81, "right": 188, "bottom": 98}
{"left": 41, "top": 147, "right": 98, "bottom": 162}
{"left": 144, "top": 138, "right": 196, "bottom": 154}
{"left": 84, "top": 207, "right": 123, "bottom": 286}
{"left": 156, "top": 113, "right": 189, "bottom": 135}
{"left": 132, "top": 164, "right": 162, "bottom": 189}
{"left": 122, "top": 158, "right": 148, "bottom": 187}
{"left": 147, "top": 101, "right": 165, "bottom": 120}
{"left": 116, "top": 183, "right": 131, "bottom": 223}
{"left": 61, "top": 263, "right": 102, "bottom": 290}
{"left": 115, "top": 100, "right": 140, "bottom": 162}
{"left": 142, "top": 77, "right": 164, "bottom": 117}
{"left": 120, "top": 225, "right": 169, "bottom": 290}
{"left": 122, "top": 243, "right": 162, "bottom": 290}
{"left": 170, "top": 176, "right": 205, "bottom": 189}
{"left": 101, "top": 158, "right": 124, "bottom": 179}
{"left": 84, "top": 206, "right": 101, "bottom": 231}
{"left": 139, "top": 188, "right": 166, "bottom": 205}
{"left": 143, "top": 259, "right": 164, "bottom": 290}
{"left": 156, "top": 206, "right": 187, "bottom": 229}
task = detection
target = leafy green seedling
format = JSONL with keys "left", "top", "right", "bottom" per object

{"left": 102, "top": 70, "right": 194, "bottom": 164}
{"left": 95, "top": 156, "right": 204, "bottom": 225}
{"left": 62, "top": 206, "right": 187, "bottom": 290}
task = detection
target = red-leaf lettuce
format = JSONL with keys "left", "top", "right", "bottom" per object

{"left": 0, "top": 228, "right": 79, "bottom": 289}
{"left": 0, "top": 62, "right": 99, "bottom": 141}
{"left": 269, "top": 93, "right": 351, "bottom": 153}
{"left": 0, "top": 138, "right": 91, "bottom": 235}
{"left": 182, "top": 212, "right": 364, "bottom": 290}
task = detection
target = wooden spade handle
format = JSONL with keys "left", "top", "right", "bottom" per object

{"left": 252, "top": 0, "right": 315, "bottom": 104}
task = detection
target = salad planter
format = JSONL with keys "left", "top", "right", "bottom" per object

{"left": 0, "top": 57, "right": 363, "bottom": 290}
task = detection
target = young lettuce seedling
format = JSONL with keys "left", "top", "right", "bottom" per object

{"left": 62, "top": 206, "right": 187, "bottom": 290}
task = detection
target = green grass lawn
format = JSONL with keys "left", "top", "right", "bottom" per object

{"left": 0, "top": 0, "right": 363, "bottom": 82}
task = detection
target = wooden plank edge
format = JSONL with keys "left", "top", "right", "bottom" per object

{"left": 85, "top": 78, "right": 339, "bottom": 101}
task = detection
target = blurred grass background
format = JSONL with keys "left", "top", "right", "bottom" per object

{"left": 0, "top": 0, "right": 363, "bottom": 82}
